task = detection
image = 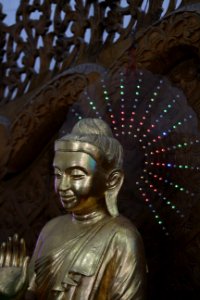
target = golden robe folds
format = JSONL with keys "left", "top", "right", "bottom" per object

{"left": 28, "top": 213, "right": 146, "bottom": 300}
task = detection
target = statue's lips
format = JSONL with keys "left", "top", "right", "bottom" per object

{"left": 60, "top": 195, "right": 76, "bottom": 203}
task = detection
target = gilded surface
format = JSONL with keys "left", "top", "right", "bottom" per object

{"left": 28, "top": 214, "right": 145, "bottom": 299}
{"left": 0, "top": 118, "right": 146, "bottom": 299}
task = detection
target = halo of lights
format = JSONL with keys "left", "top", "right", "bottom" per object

{"left": 65, "top": 69, "right": 200, "bottom": 235}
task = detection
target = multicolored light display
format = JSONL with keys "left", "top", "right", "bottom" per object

{"left": 68, "top": 69, "right": 200, "bottom": 234}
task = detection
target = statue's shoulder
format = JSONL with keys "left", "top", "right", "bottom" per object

{"left": 110, "top": 215, "right": 143, "bottom": 251}
{"left": 112, "top": 214, "right": 140, "bottom": 234}
{"left": 39, "top": 214, "right": 71, "bottom": 235}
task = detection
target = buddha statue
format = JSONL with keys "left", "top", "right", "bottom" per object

{"left": 0, "top": 118, "right": 146, "bottom": 300}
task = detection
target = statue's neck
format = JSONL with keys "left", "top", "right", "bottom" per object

{"left": 72, "top": 208, "right": 108, "bottom": 224}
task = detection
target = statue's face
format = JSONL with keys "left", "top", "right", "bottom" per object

{"left": 53, "top": 151, "right": 107, "bottom": 213}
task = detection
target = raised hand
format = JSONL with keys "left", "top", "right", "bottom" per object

{"left": 0, "top": 234, "right": 29, "bottom": 299}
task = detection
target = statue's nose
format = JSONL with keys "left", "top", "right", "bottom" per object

{"left": 58, "top": 174, "right": 71, "bottom": 191}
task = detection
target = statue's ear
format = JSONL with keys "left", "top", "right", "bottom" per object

{"left": 105, "top": 170, "right": 124, "bottom": 217}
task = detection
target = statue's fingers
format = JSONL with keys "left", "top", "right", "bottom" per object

{"left": 15, "top": 256, "right": 30, "bottom": 293}
{"left": 0, "top": 242, "right": 6, "bottom": 267}
{"left": 4, "top": 236, "right": 12, "bottom": 267}
{"left": 19, "top": 238, "right": 26, "bottom": 267}
{"left": 22, "top": 256, "right": 30, "bottom": 278}
{"left": 12, "top": 233, "right": 19, "bottom": 266}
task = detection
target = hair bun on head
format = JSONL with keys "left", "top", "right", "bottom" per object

{"left": 71, "top": 118, "right": 113, "bottom": 138}
{"left": 57, "top": 118, "right": 123, "bottom": 170}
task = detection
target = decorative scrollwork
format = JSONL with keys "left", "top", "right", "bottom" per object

{"left": 6, "top": 72, "right": 88, "bottom": 174}
{"left": 136, "top": 9, "right": 200, "bottom": 120}
{"left": 0, "top": 0, "right": 192, "bottom": 104}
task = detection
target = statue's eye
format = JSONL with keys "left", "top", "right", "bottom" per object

{"left": 54, "top": 173, "right": 62, "bottom": 179}
{"left": 70, "top": 169, "right": 86, "bottom": 179}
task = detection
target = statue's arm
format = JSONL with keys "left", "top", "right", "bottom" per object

{"left": 110, "top": 228, "right": 147, "bottom": 300}
{"left": 0, "top": 234, "right": 29, "bottom": 300}
{"left": 25, "top": 218, "right": 56, "bottom": 299}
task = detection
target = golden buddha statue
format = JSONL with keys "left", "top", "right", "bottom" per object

{"left": 0, "top": 118, "right": 146, "bottom": 300}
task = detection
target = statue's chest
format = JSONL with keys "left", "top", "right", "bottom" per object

{"left": 38, "top": 222, "right": 88, "bottom": 256}
{"left": 35, "top": 219, "right": 116, "bottom": 285}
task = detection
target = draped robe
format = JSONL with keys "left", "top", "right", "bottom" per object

{"left": 27, "top": 213, "right": 146, "bottom": 300}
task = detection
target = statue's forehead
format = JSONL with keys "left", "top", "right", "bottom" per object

{"left": 54, "top": 140, "right": 104, "bottom": 163}
{"left": 54, "top": 140, "right": 111, "bottom": 171}
{"left": 53, "top": 151, "right": 97, "bottom": 172}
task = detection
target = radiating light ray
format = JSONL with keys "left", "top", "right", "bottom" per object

{"left": 138, "top": 80, "right": 163, "bottom": 112}
{"left": 100, "top": 78, "right": 119, "bottom": 136}
{"left": 132, "top": 80, "right": 180, "bottom": 144}
{"left": 145, "top": 94, "right": 178, "bottom": 135}
{"left": 148, "top": 171, "right": 194, "bottom": 197}
{"left": 143, "top": 113, "right": 194, "bottom": 149}
{"left": 114, "top": 71, "right": 137, "bottom": 136}
{"left": 119, "top": 72, "right": 126, "bottom": 136}
{"left": 83, "top": 90, "right": 102, "bottom": 119}
{"left": 130, "top": 71, "right": 144, "bottom": 113}
{"left": 153, "top": 100, "right": 175, "bottom": 125}
{"left": 149, "top": 139, "right": 200, "bottom": 155}
{"left": 70, "top": 108, "right": 83, "bottom": 121}
{"left": 136, "top": 179, "right": 169, "bottom": 235}
{"left": 132, "top": 79, "right": 164, "bottom": 139}
{"left": 139, "top": 172, "right": 184, "bottom": 218}
{"left": 144, "top": 94, "right": 187, "bottom": 140}
{"left": 146, "top": 161, "right": 199, "bottom": 171}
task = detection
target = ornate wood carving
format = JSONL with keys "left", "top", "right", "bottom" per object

{"left": 8, "top": 72, "right": 88, "bottom": 174}
{"left": 136, "top": 9, "right": 200, "bottom": 120}
{"left": 1, "top": 1, "right": 197, "bottom": 104}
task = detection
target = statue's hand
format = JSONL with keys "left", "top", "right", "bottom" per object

{"left": 0, "top": 234, "right": 29, "bottom": 299}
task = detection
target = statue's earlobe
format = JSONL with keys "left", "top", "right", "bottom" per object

{"left": 105, "top": 170, "right": 124, "bottom": 217}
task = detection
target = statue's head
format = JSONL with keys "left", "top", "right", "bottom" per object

{"left": 53, "top": 118, "right": 124, "bottom": 217}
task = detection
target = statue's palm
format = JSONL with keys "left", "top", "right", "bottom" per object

{"left": 0, "top": 234, "right": 29, "bottom": 299}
